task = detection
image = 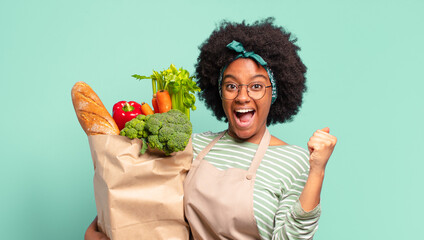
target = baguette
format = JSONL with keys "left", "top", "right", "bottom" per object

{"left": 71, "top": 81, "right": 120, "bottom": 135}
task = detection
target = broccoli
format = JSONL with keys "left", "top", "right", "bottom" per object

{"left": 145, "top": 116, "right": 162, "bottom": 135}
{"left": 167, "top": 132, "right": 190, "bottom": 153}
{"left": 120, "top": 109, "right": 192, "bottom": 155}
{"left": 120, "top": 114, "right": 146, "bottom": 139}
{"left": 139, "top": 138, "right": 148, "bottom": 155}
{"left": 120, "top": 127, "right": 138, "bottom": 139}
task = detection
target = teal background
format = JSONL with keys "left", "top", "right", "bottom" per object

{"left": 1, "top": 0, "right": 423, "bottom": 239}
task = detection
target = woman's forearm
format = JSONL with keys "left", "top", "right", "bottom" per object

{"left": 299, "top": 168, "right": 325, "bottom": 212}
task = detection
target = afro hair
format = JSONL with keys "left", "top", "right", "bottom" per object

{"left": 195, "top": 17, "right": 307, "bottom": 126}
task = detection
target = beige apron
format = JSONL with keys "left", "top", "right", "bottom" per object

{"left": 184, "top": 129, "right": 271, "bottom": 240}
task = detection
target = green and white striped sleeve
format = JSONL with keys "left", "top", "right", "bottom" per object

{"left": 272, "top": 171, "right": 321, "bottom": 240}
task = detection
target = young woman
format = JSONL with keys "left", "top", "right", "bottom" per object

{"left": 85, "top": 18, "right": 337, "bottom": 240}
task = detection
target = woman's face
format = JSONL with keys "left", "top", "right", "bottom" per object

{"left": 221, "top": 58, "right": 272, "bottom": 144}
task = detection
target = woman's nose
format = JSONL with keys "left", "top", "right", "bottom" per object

{"left": 235, "top": 85, "right": 251, "bottom": 103}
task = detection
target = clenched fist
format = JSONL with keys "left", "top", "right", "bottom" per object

{"left": 307, "top": 127, "right": 337, "bottom": 172}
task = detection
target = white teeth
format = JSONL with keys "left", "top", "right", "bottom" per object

{"left": 235, "top": 109, "right": 254, "bottom": 113}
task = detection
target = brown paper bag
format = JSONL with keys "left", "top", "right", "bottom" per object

{"left": 88, "top": 134, "right": 192, "bottom": 240}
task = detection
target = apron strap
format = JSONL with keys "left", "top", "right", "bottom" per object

{"left": 193, "top": 131, "right": 227, "bottom": 165}
{"left": 246, "top": 128, "right": 271, "bottom": 180}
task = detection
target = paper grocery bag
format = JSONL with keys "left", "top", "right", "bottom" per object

{"left": 88, "top": 134, "right": 192, "bottom": 240}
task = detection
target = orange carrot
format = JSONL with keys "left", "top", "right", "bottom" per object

{"left": 152, "top": 94, "right": 159, "bottom": 113}
{"left": 141, "top": 102, "right": 154, "bottom": 115}
{"left": 156, "top": 90, "right": 172, "bottom": 113}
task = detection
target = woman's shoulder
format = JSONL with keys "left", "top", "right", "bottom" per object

{"left": 269, "top": 134, "right": 308, "bottom": 154}
{"left": 270, "top": 135, "right": 288, "bottom": 146}
{"left": 269, "top": 144, "right": 309, "bottom": 158}
{"left": 192, "top": 131, "right": 223, "bottom": 141}
{"left": 265, "top": 134, "right": 310, "bottom": 171}
{"left": 191, "top": 131, "right": 225, "bottom": 148}
{"left": 191, "top": 131, "right": 225, "bottom": 157}
{"left": 265, "top": 142, "right": 310, "bottom": 175}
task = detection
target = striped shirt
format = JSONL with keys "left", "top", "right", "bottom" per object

{"left": 192, "top": 131, "right": 321, "bottom": 240}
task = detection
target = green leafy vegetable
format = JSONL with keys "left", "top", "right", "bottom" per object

{"left": 132, "top": 64, "right": 200, "bottom": 119}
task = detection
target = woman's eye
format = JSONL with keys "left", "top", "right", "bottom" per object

{"left": 225, "top": 83, "right": 237, "bottom": 91}
{"left": 250, "top": 83, "right": 263, "bottom": 91}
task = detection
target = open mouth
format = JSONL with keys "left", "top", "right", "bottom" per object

{"left": 234, "top": 108, "right": 255, "bottom": 127}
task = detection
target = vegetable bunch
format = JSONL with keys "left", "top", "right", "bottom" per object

{"left": 132, "top": 64, "right": 200, "bottom": 119}
{"left": 120, "top": 109, "right": 192, "bottom": 155}
{"left": 112, "top": 101, "right": 154, "bottom": 130}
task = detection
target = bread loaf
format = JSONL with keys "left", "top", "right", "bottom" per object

{"left": 71, "top": 81, "right": 120, "bottom": 135}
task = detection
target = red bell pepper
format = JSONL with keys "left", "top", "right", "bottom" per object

{"left": 112, "top": 101, "right": 142, "bottom": 130}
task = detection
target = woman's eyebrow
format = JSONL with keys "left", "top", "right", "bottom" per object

{"left": 251, "top": 74, "right": 268, "bottom": 81}
{"left": 223, "top": 74, "right": 268, "bottom": 81}
{"left": 222, "top": 74, "right": 237, "bottom": 81}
